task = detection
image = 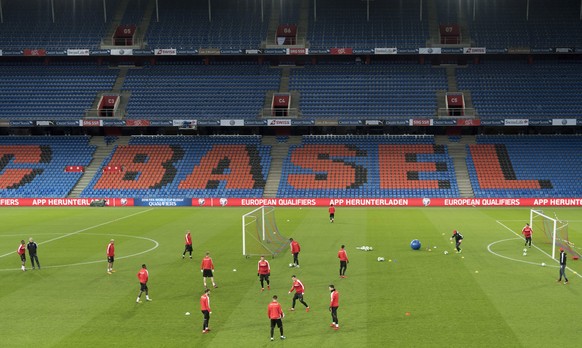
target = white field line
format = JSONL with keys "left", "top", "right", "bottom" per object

{"left": 0, "top": 233, "right": 159, "bottom": 272}
{"left": 0, "top": 208, "right": 154, "bottom": 259}
{"left": 494, "top": 220, "right": 581, "bottom": 279}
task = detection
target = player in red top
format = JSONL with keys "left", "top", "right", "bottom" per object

{"left": 106, "top": 239, "right": 115, "bottom": 274}
{"left": 267, "top": 295, "right": 285, "bottom": 341}
{"left": 338, "top": 245, "right": 349, "bottom": 278}
{"left": 17, "top": 240, "right": 26, "bottom": 271}
{"left": 200, "top": 289, "right": 211, "bottom": 333}
{"left": 257, "top": 255, "right": 271, "bottom": 291}
{"left": 182, "top": 230, "right": 193, "bottom": 259}
{"left": 136, "top": 264, "right": 152, "bottom": 303}
{"left": 289, "top": 238, "right": 301, "bottom": 267}
{"left": 329, "top": 284, "right": 340, "bottom": 329}
{"left": 288, "top": 275, "right": 309, "bottom": 312}
{"left": 200, "top": 252, "right": 217, "bottom": 289}
{"left": 329, "top": 204, "right": 336, "bottom": 223}
{"left": 522, "top": 223, "right": 533, "bottom": 248}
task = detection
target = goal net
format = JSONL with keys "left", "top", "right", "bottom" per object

{"left": 242, "top": 206, "right": 288, "bottom": 258}
{"left": 530, "top": 209, "right": 579, "bottom": 260}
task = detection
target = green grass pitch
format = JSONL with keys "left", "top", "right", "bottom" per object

{"left": 0, "top": 206, "right": 581, "bottom": 347}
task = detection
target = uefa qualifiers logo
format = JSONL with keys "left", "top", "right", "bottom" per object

{"left": 422, "top": 198, "right": 431, "bottom": 206}
{"left": 198, "top": 198, "right": 206, "bottom": 206}
{"left": 219, "top": 198, "right": 228, "bottom": 206}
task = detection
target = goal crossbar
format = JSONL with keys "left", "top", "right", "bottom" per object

{"left": 242, "top": 206, "right": 288, "bottom": 258}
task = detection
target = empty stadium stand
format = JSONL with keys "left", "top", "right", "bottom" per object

{"left": 289, "top": 63, "right": 447, "bottom": 118}
{"left": 123, "top": 63, "right": 281, "bottom": 120}
{"left": 277, "top": 135, "right": 459, "bottom": 198}
{"left": 0, "top": 63, "right": 118, "bottom": 119}
{"left": 80, "top": 135, "right": 271, "bottom": 198}
{"left": 467, "top": 135, "right": 582, "bottom": 198}
{"left": 0, "top": 136, "right": 95, "bottom": 198}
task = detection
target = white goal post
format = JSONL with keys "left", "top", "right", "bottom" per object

{"left": 530, "top": 209, "right": 575, "bottom": 260}
{"left": 242, "top": 206, "right": 289, "bottom": 258}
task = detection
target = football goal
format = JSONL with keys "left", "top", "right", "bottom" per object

{"left": 530, "top": 209, "right": 579, "bottom": 260}
{"left": 242, "top": 206, "right": 289, "bottom": 258}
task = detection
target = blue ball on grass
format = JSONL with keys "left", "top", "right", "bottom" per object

{"left": 410, "top": 239, "right": 421, "bottom": 250}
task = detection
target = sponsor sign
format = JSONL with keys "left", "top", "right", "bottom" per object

{"left": 102, "top": 119, "right": 126, "bottom": 127}
{"left": 338, "top": 119, "right": 363, "bottom": 126}
{"left": 432, "top": 119, "right": 457, "bottom": 126}
{"left": 55, "top": 120, "right": 80, "bottom": 126}
{"left": 173, "top": 119, "right": 197, "bottom": 128}
{"left": 365, "top": 120, "right": 383, "bottom": 126}
{"left": 552, "top": 118, "right": 577, "bottom": 126}
{"left": 154, "top": 48, "right": 177, "bottom": 56}
{"left": 487, "top": 48, "right": 508, "bottom": 54}
{"left": 374, "top": 48, "right": 397, "bottom": 55}
{"left": 90, "top": 50, "right": 110, "bottom": 56}
{"left": 456, "top": 119, "right": 481, "bottom": 126}
{"left": 46, "top": 50, "right": 67, "bottom": 56}
{"left": 220, "top": 119, "right": 245, "bottom": 126}
{"left": 23, "top": 49, "right": 46, "bottom": 56}
{"left": 267, "top": 119, "right": 292, "bottom": 126}
{"left": 463, "top": 47, "right": 486, "bottom": 54}
{"left": 409, "top": 119, "right": 433, "bottom": 126}
{"left": 555, "top": 47, "right": 574, "bottom": 53}
{"left": 35, "top": 120, "right": 55, "bottom": 126}
{"left": 192, "top": 197, "right": 582, "bottom": 207}
{"left": 308, "top": 48, "right": 330, "bottom": 54}
{"left": 531, "top": 48, "right": 553, "bottom": 53}
{"left": 528, "top": 119, "right": 552, "bottom": 126}
{"left": 291, "top": 119, "right": 315, "bottom": 126}
{"left": 81, "top": 119, "right": 103, "bottom": 127}
{"left": 244, "top": 120, "right": 268, "bottom": 126}
{"left": 263, "top": 48, "right": 287, "bottom": 55}
{"left": 0, "top": 198, "right": 132, "bottom": 207}
{"left": 197, "top": 120, "right": 220, "bottom": 126}
{"left": 133, "top": 49, "right": 154, "bottom": 56}
{"left": 245, "top": 49, "right": 261, "bottom": 54}
{"left": 330, "top": 48, "right": 353, "bottom": 55}
{"left": 441, "top": 47, "right": 463, "bottom": 54}
{"left": 418, "top": 47, "right": 441, "bottom": 54}
{"left": 10, "top": 120, "right": 34, "bottom": 127}
{"left": 134, "top": 198, "right": 191, "bottom": 207}
{"left": 314, "top": 119, "right": 338, "bottom": 126}
{"left": 384, "top": 119, "right": 409, "bottom": 126}
{"left": 508, "top": 47, "right": 531, "bottom": 54}
{"left": 0, "top": 49, "right": 2, "bottom": 56}
{"left": 177, "top": 49, "right": 199, "bottom": 55}
{"left": 125, "top": 119, "right": 151, "bottom": 127}
{"left": 504, "top": 119, "right": 529, "bottom": 126}
{"left": 480, "top": 119, "right": 504, "bottom": 126}
{"left": 110, "top": 48, "right": 133, "bottom": 56}
{"left": 1, "top": 197, "right": 580, "bottom": 207}
{"left": 353, "top": 48, "right": 374, "bottom": 54}
{"left": 220, "top": 49, "right": 243, "bottom": 54}
{"left": 199, "top": 48, "right": 221, "bottom": 55}
{"left": 150, "top": 120, "right": 173, "bottom": 126}
{"left": 67, "top": 49, "right": 90, "bottom": 56}
{"left": 287, "top": 48, "right": 308, "bottom": 55}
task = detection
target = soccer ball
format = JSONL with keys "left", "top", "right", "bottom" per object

{"left": 523, "top": 248, "right": 527, "bottom": 252}
{"left": 541, "top": 262, "right": 546, "bottom": 267}
{"left": 289, "top": 263, "right": 294, "bottom": 267}
{"left": 522, "top": 252, "right": 527, "bottom": 256}
{"left": 444, "top": 251, "right": 449, "bottom": 255}
{"left": 377, "top": 257, "right": 385, "bottom": 262}
{"left": 410, "top": 239, "right": 421, "bottom": 250}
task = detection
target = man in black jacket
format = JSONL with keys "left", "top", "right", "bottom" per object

{"left": 27, "top": 238, "right": 41, "bottom": 270}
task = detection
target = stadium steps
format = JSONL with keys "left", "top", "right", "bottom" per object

{"left": 262, "top": 136, "right": 301, "bottom": 198}
{"left": 296, "top": 0, "right": 310, "bottom": 47}
{"left": 101, "top": 0, "right": 132, "bottom": 47}
{"left": 134, "top": 0, "right": 157, "bottom": 48}
{"left": 68, "top": 136, "right": 115, "bottom": 198}
{"left": 435, "top": 135, "right": 475, "bottom": 198}
{"left": 262, "top": 0, "right": 281, "bottom": 48}
{"left": 426, "top": 0, "right": 440, "bottom": 46}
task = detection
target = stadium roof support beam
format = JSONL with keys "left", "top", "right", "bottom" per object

{"left": 0, "top": 0, "right": 3, "bottom": 23}
{"left": 419, "top": 0, "right": 423, "bottom": 21}
{"left": 208, "top": 0, "right": 212, "bottom": 22}
{"left": 102, "top": 0, "right": 107, "bottom": 22}
{"left": 526, "top": 0, "right": 529, "bottom": 21}
{"left": 155, "top": 0, "right": 159, "bottom": 22}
